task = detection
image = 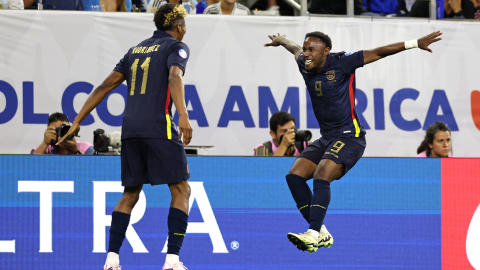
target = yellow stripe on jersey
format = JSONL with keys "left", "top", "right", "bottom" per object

{"left": 166, "top": 115, "right": 172, "bottom": 140}
{"left": 353, "top": 119, "right": 360, "bottom": 137}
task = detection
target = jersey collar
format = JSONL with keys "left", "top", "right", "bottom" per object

{"left": 152, "top": 30, "right": 173, "bottom": 38}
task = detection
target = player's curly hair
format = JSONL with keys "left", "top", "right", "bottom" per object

{"left": 305, "top": 31, "right": 332, "bottom": 50}
{"left": 154, "top": 3, "right": 187, "bottom": 31}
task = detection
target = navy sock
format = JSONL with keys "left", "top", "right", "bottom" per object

{"left": 108, "top": 211, "right": 131, "bottom": 254}
{"left": 286, "top": 174, "right": 312, "bottom": 224}
{"left": 309, "top": 180, "right": 331, "bottom": 232}
{"left": 167, "top": 207, "right": 189, "bottom": 255}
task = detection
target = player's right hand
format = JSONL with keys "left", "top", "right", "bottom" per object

{"left": 280, "top": 129, "right": 296, "bottom": 147}
{"left": 264, "top": 33, "right": 287, "bottom": 47}
{"left": 178, "top": 115, "right": 192, "bottom": 146}
{"left": 43, "top": 127, "right": 57, "bottom": 145}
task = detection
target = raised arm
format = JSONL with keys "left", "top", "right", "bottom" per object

{"left": 264, "top": 33, "right": 303, "bottom": 60}
{"left": 169, "top": 66, "right": 192, "bottom": 146}
{"left": 56, "top": 71, "right": 125, "bottom": 144}
{"left": 363, "top": 31, "right": 443, "bottom": 65}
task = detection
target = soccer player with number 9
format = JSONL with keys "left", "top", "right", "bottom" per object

{"left": 264, "top": 30, "right": 443, "bottom": 253}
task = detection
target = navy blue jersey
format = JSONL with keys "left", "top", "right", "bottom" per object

{"left": 114, "top": 30, "right": 189, "bottom": 140}
{"left": 297, "top": 51, "right": 366, "bottom": 138}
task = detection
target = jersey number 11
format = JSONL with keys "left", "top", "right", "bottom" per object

{"left": 130, "top": 57, "right": 151, "bottom": 96}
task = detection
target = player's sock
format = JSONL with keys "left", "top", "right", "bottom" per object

{"left": 165, "top": 254, "right": 179, "bottom": 266}
{"left": 167, "top": 207, "right": 188, "bottom": 255}
{"left": 286, "top": 174, "right": 312, "bottom": 223}
{"left": 309, "top": 179, "right": 331, "bottom": 232}
{"left": 108, "top": 211, "right": 131, "bottom": 255}
{"left": 320, "top": 224, "right": 329, "bottom": 234}
{"left": 105, "top": 252, "right": 120, "bottom": 267}
{"left": 307, "top": 229, "right": 319, "bottom": 239}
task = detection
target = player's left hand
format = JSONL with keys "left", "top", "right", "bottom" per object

{"left": 56, "top": 122, "right": 81, "bottom": 145}
{"left": 418, "top": 31, "right": 443, "bottom": 53}
{"left": 178, "top": 115, "right": 192, "bottom": 146}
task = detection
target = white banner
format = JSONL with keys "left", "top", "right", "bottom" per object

{"left": 0, "top": 10, "right": 479, "bottom": 157}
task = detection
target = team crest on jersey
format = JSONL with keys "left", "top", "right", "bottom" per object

{"left": 179, "top": 49, "right": 187, "bottom": 59}
{"left": 326, "top": 70, "right": 335, "bottom": 80}
{"left": 345, "top": 51, "right": 354, "bottom": 56}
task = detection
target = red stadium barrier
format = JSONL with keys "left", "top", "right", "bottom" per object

{"left": 442, "top": 159, "right": 480, "bottom": 270}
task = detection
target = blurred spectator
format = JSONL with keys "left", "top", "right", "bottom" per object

{"left": 100, "top": 0, "right": 127, "bottom": 11}
{"left": 254, "top": 112, "right": 309, "bottom": 157}
{"left": 416, "top": 121, "right": 452, "bottom": 158}
{"left": 31, "top": 112, "right": 94, "bottom": 155}
{"left": 472, "top": 0, "right": 480, "bottom": 18}
{"left": 0, "top": 0, "right": 24, "bottom": 9}
{"left": 41, "top": 0, "right": 85, "bottom": 10}
{"left": 196, "top": 0, "right": 219, "bottom": 13}
{"left": 203, "top": 0, "right": 250, "bottom": 14}
{"left": 148, "top": 0, "right": 196, "bottom": 13}
{"left": 131, "top": 0, "right": 146, "bottom": 11}
{"left": 250, "top": 0, "right": 293, "bottom": 16}
{"left": 409, "top": 0, "right": 476, "bottom": 19}
{"left": 84, "top": 0, "right": 100, "bottom": 10}
{"left": 309, "top": 0, "right": 363, "bottom": 15}
{"left": 397, "top": 0, "right": 416, "bottom": 15}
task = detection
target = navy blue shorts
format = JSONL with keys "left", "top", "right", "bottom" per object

{"left": 298, "top": 136, "right": 366, "bottom": 178}
{"left": 121, "top": 138, "right": 190, "bottom": 186}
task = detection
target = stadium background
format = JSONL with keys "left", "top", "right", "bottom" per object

{"left": 0, "top": 10, "right": 480, "bottom": 270}
{"left": 1, "top": 11, "right": 479, "bottom": 156}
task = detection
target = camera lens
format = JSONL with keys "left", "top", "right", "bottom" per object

{"left": 295, "top": 130, "right": 312, "bottom": 141}
{"left": 56, "top": 124, "right": 72, "bottom": 140}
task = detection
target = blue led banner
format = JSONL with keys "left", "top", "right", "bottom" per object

{"left": 0, "top": 156, "right": 440, "bottom": 269}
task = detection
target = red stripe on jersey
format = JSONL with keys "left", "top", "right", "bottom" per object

{"left": 348, "top": 74, "right": 356, "bottom": 120}
{"left": 165, "top": 86, "right": 171, "bottom": 115}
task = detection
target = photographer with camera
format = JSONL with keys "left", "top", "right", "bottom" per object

{"left": 254, "top": 111, "right": 311, "bottom": 157}
{"left": 31, "top": 112, "right": 94, "bottom": 155}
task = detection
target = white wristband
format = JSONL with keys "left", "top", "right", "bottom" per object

{"left": 404, "top": 39, "right": 418, "bottom": 50}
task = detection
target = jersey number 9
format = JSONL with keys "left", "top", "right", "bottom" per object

{"left": 330, "top": 141, "right": 345, "bottom": 153}
{"left": 315, "top": 81, "right": 322, "bottom": 96}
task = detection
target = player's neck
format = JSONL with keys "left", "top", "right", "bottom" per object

{"left": 312, "top": 57, "right": 328, "bottom": 72}
{"left": 166, "top": 30, "right": 180, "bottom": 41}
{"left": 220, "top": 0, "right": 235, "bottom": 14}
{"left": 310, "top": 63, "right": 325, "bottom": 73}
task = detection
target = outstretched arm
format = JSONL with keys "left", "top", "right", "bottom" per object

{"left": 264, "top": 33, "right": 303, "bottom": 60}
{"left": 363, "top": 31, "right": 443, "bottom": 65}
{"left": 56, "top": 71, "right": 125, "bottom": 144}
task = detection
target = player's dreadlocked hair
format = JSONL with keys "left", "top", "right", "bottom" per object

{"left": 305, "top": 31, "right": 332, "bottom": 50}
{"left": 154, "top": 3, "right": 187, "bottom": 31}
